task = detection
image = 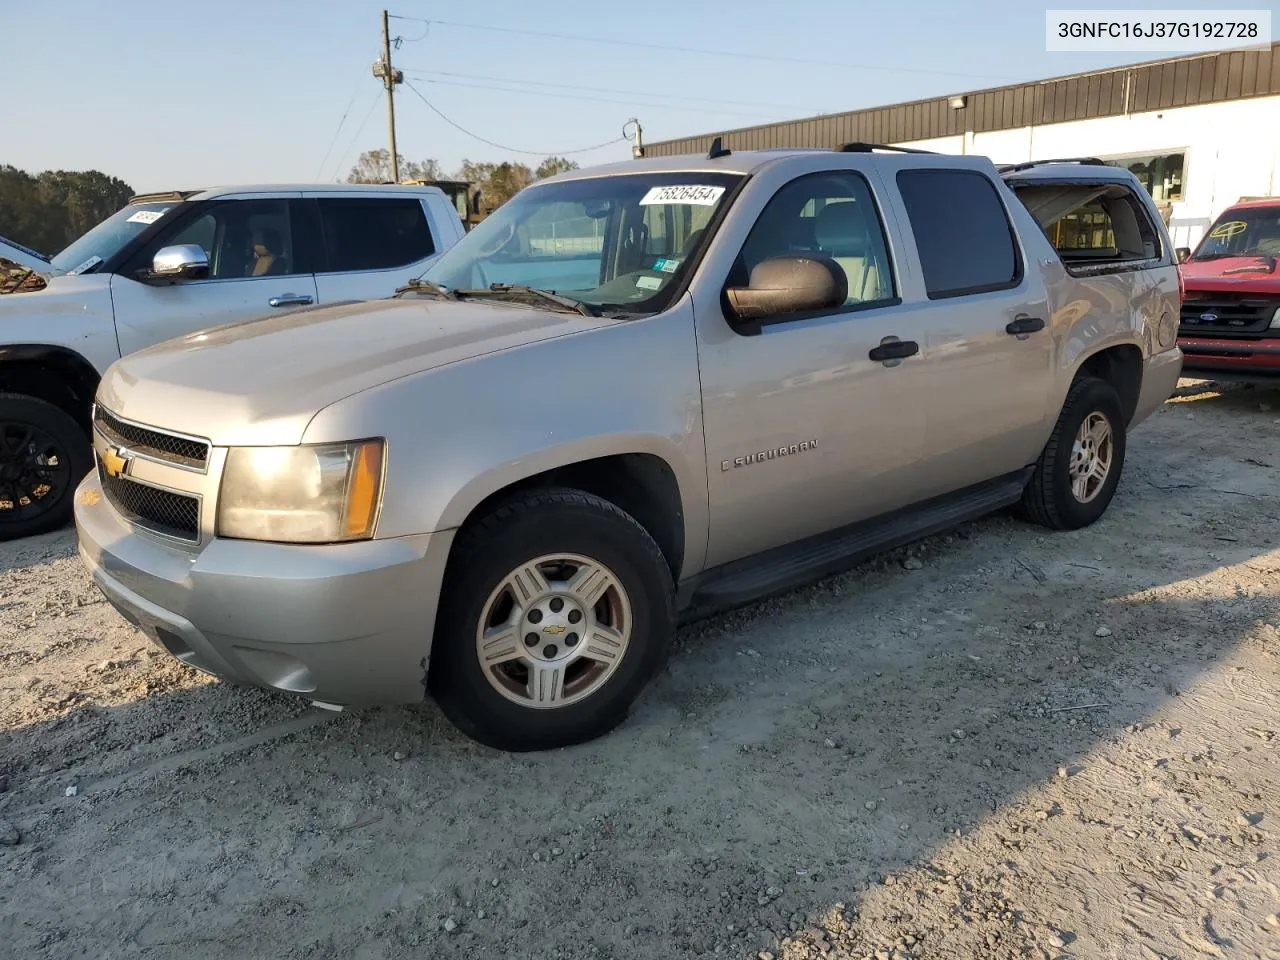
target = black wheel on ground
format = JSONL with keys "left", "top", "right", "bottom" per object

{"left": 428, "top": 487, "right": 676, "bottom": 751}
{"left": 1017, "top": 375, "right": 1126, "bottom": 531}
{"left": 0, "top": 392, "right": 91, "bottom": 542}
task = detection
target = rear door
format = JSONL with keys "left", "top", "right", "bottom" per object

{"left": 885, "top": 167, "right": 1053, "bottom": 497}
{"left": 306, "top": 193, "right": 439, "bottom": 303}
{"left": 111, "top": 194, "right": 319, "bottom": 355}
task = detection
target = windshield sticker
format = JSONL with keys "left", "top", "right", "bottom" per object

{"left": 1209, "top": 220, "right": 1247, "bottom": 239}
{"left": 640, "top": 185, "right": 726, "bottom": 207}
{"left": 653, "top": 258, "right": 681, "bottom": 273}
{"left": 66, "top": 256, "right": 103, "bottom": 276}
{"left": 126, "top": 209, "right": 165, "bottom": 225}
{"left": 636, "top": 275, "right": 663, "bottom": 291}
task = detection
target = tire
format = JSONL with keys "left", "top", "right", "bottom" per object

{"left": 1017, "top": 376, "right": 1126, "bottom": 531}
{"left": 428, "top": 487, "right": 676, "bottom": 752}
{"left": 0, "top": 393, "right": 92, "bottom": 542}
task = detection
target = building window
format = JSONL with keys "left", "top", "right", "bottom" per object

{"left": 1102, "top": 152, "right": 1185, "bottom": 202}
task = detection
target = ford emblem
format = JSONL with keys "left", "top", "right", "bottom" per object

{"left": 1199, "top": 312, "right": 1218, "bottom": 322}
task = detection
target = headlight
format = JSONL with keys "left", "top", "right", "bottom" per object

{"left": 1271, "top": 306, "right": 1280, "bottom": 329}
{"left": 217, "top": 440, "right": 384, "bottom": 543}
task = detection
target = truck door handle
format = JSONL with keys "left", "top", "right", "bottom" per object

{"left": 268, "top": 293, "right": 314, "bottom": 308}
{"left": 868, "top": 339, "right": 919, "bottom": 363}
{"left": 1005, "top": 315, "right": 1045, "bottom": 335}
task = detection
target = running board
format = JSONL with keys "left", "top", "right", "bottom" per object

{"left": 680, "top": 469, "right": 1032, "bottom": 617}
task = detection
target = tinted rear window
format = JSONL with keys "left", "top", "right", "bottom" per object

{"left": 896, "top": 170, "right": 1020, "bottom": 299}
{"left": 318, "top": 197, "right": 434, "bottom": 273}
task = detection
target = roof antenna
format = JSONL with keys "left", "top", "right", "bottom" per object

{"left": 707, "top": 136, "right": 731, "bottom": 159}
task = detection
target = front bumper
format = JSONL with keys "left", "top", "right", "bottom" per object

{"left": 74, "top": 471, "right": 455, "bottom": 706}
{"left": 1177, "top": 335, "right": 1280, "bottom": 380}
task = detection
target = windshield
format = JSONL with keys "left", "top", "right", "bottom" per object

{"left": 49, "top": 201, "right": 177, "bottom": 274}
{"left": 1191, "top": 207, "right": 1280, "bottom": 261}
{"left": 419, "top": 172, "right": 743, "bottom": 313}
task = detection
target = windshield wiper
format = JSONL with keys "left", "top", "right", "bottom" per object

{"left": 454, "top": 283, "right": 598, "bottom": 317}
{"left": 394, "top": 277, "right": 458, "bottom": 299}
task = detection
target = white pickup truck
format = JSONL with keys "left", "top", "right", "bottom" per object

{"left": 0, "top": 182, "right": 465, "bottom": 540}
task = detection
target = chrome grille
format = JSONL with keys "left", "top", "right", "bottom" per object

{"left": 93, "top": 406, "right": 210, "bottom": 469}
{"left": 98, "top": 462, "right": 200, "bottom": 542}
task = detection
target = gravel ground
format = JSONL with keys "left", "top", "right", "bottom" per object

{"left": 1, "top": 378, "right": 1278, "bottom": 960}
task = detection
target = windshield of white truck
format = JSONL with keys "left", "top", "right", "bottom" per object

{"left": 417, "top": 172, "right": 743, "bottom": 314}
{"left": 1192, "top": 207, "right": 1280, "bottom": 261}
{"left": 49, "top": 201, "right": 177, "bottom": 275}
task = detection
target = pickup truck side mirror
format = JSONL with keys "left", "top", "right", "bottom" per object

{"left": 148, "top": 244, "right": 210, "bottom": 282}
{"left": 725, "top": 255, "right": 848, "bottom": 325}
{"left": 1175, "top": 247, "right": 1191, "bottom": 264}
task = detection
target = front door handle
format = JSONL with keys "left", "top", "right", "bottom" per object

{"left": 1005, "top": 314, "right": 1045, "bottom": 335}
{"left": 868, "top": 339, "right": 919, "bottom": 363}
{"left": 268, "top": 293, "right": 314, "bottom": 308}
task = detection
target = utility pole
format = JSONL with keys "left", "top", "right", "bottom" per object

{"left": 373, "top": 10, "right": 404, "bottom": 183}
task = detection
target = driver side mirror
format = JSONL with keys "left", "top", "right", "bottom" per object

{"left": 725, "top": 255, "right": 848, "bottom": 326}
{"left": 1176, "top": 246, "right": 1191, "bottom": 264}
{"left": 148, "top": 244, "right": 209, "bottom": 282}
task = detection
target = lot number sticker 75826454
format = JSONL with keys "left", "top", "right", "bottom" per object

{"left": 640, "top": 185, "right": 726, "bottom": 206}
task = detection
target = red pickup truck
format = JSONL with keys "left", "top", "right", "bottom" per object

{"left": 1177, "top": 198, "right": 1280, "bottom": 381}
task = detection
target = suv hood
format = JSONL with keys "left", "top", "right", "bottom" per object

{"left": 98, "top": 297, "right": 622, "bottom": 446}
{"left": 0, "top": 235, "right": 55, "bottom": 294}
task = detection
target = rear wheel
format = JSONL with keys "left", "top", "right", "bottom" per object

{"left": 0, "top": 393, "right": 91, "bottom": 542}
{"left": 1018, "top": 376, "right": 1126, "bottom": 530}
{"left": 429, "top": 488, "right": 675, "bottom": 751}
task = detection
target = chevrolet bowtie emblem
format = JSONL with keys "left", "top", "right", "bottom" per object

{"left": 542, "top": 624, "right": 565, "bottom": 635}
{"left": 101, "top": 446, "right": 131, "bottom": 479}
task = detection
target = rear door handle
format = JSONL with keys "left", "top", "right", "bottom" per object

{"left": 268, "top": 293, "right": 314, "bottom": 308}
{"left": 1006, "top": 315, "right": 1045, "bottom": 335}
{"left": 868, "top": 339, "right": 919, "bottom": 363}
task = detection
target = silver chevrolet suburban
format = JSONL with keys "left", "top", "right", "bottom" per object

{"left": 73, "top": 144, "right": 1183, "bottom": 751}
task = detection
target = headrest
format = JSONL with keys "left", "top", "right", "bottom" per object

{"left": 813, "top": 202, "right": 869, "bottom": 257}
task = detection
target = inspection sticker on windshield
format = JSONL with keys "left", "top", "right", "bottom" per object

{"left": 636, "top": 275, "right": 663, "bottom": 290}
{"left": 640, "top": 185, "right": 725, "bottom": 206}
{"left": 126, "top": 209, "right": 164, "bottom": 225}
{"left": 653, "top": 258, "right": 681, "bottom": 273}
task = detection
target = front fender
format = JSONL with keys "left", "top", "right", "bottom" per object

{"left": 302, "top": 307, "right": 710, "bottom": 573}
{"left": 0, "top": 275, "right": 119, "bottom": 374}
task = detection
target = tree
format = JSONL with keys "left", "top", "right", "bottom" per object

{"left": 535, "top": 156, "right": 578, "bottom": 180}
{"left": 0, "top": 165, "right": 134, "bottom": 256}
{"left": 459, "top": 160, "right": 534, "bottom": 213}
{"left": 346, "top": 150, "right": 447, "bottom": 184}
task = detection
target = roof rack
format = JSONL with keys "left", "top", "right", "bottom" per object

{"left": 128, "top": 190, "right": 200, "bottom": 204}
{"left": 837, "top": 142, "right": 937, "bottom": 155}
{"left": 997, "top": 157, "right": 1107, "bottom": 174}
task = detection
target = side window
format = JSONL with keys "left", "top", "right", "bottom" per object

{"left": 1014, "top": 185, "right": 1160, "bottom": 269}
{"left": 317, "top": 198, "right": 435, "bottom": 273}
{"left": 896, "top": 170, "right": 1020, "bottom": 299}
{"left": 735, "top": 171, "right": 896, "bottom": 307}
{"left": 145, "top": 199, "right": 296, "bottom": 280}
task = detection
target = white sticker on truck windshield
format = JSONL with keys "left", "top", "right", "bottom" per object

{"left": 639, "top": 185, "right": 725, "bottom": 206}
{"left": 636, "top": 275, "right": 663, "bottom": 290}
{"left": 66, "top": 256, "right": 103, "bottom": 276}
{"left": 126, "top": 210, "right": 164, "bottom": 225}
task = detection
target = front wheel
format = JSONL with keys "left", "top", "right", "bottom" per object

{"left": 1018, "top": 376, "right": 1127, "bottom": 530}
{"left": 429, "top": 488, "right": 675, "bottom": 751}
{"left": 0, "top": 393, "right": 91, "bottom": 542}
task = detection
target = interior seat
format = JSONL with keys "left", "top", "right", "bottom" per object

{"left": 813, "top": 202, "right": 884, "bottom": 303}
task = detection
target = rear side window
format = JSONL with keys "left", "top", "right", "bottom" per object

{"left": 317, "top": 198, "right": 435, "bottom": 273}
{"left": 896, "top": 170, "right": 1020, "bottom": 299}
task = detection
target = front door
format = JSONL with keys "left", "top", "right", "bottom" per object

{"left": 306, "top": 193, "right": 440, "bottom": 304}
{"left": 111, "top": 195, "right": 319, "bottom": 356}
{"left": 696, "top": 169, "right": 933, "bottom": 568}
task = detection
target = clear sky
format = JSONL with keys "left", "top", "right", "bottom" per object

{"left": 2, "top": 0, "right": 1276, "bottom": 191}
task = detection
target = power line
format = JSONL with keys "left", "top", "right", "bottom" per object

{"left": 394, "top": 17, "right": 1026, "bottom": 83}
{"left": 402, "top": 80, "right": 627, "bottom": 157}
{"left": 401, "top": 74, "right": 797, "bottom": 120}
{"left": 329, "top": 90, "right": 382, "bottom": 181}
{"left": 315, "top": 75, "right": 367, "bottom": 180}
{"left": 399, "top": 68, "right": 823, "bottom": 113}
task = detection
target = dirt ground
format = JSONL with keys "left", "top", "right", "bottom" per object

{"left": 1, "top": 378, "right": 1278, "bottom": 960}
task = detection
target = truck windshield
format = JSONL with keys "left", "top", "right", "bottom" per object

{"left": 1192, "top": 207, "right": 1280, "bottom": 261}
{"left": 49, "top": 202, "right": 177, "bottom": 274}
{"left": 418, "top": 172, "right": 743, "bottom": 313}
